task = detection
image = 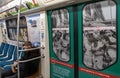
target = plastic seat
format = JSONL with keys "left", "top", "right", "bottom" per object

{"left": 0, "top": 42, "right": 6, "bottom": 54}
{"left": 0, "top": 43, "right": 10, "bottom": 57}
{"left": 3, "top": 65, "right": 11, "bottom": 71}
{"left": 0, "top": 46, "right": 24, "bottom": 68}
{"left": 0, "top": 61, "right": 14, "bottom": 67}
{"left": 0, "top": 45, "right": 15, "bottom": 61}
{"left": 19, "top": 47, "right": 25, "bottom": 59}
{"left": 9, "top": 46, "right": 24, "bottom": 61}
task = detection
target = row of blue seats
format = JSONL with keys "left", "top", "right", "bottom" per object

{"left": 0, "top": 42, "right": 24, "bottom": 71}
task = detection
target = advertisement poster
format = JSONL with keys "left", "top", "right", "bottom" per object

{"left": 26, "top": 14, "right": 40, "bottom": 46}
{"left": 49, "top": 8, "right": 74, "bottom": 78}
{"left": 78, "top": 0, "right": 118, "bottom": 78}
{"left": 83, "top": 0, "right": 116, "bottom": 70}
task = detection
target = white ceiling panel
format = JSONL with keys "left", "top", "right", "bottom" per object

{"left": 0, "top": 0, "right": 13, "bottom": 7}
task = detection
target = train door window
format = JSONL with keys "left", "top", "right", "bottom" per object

{"left": 51, "top": 9, "right": 70, "bottom": 61}
{"left": 82, "top": 0, "right": 117, "bottom": 70}
{"left": 6, "top": 16, "right": 28, "bottom": 41}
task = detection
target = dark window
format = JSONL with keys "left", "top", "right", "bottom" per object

{"left": 6, "top": 16, "right": 28, "bottom": 41}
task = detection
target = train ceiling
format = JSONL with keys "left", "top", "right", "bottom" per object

{"left": 0, "top": 0, "right": 13, "bottom": 7}
{"left": 0, "top": 0, "right": 91, "bottom": 18}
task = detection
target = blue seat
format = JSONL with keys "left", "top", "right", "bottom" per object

{"left": 12, "top": 46, "right": 24, "bottom": 61}
{"left": 0, "top": 43, "right": 10, "bottom": 57}
{"left": 0, "top": 61, "right": 14, "bottom": 67}
{"left": 0, "top": 42, "right": 6, "bottom": 54}
{"left": 0, "top": 45, "right": 15, "bottom": 61}
{"left": 0, "top": 46, "right": 24, "bottom": 67}
{"left": 19, "top": 47, "right": 24, "bottom": 59}
{"left": 5, "top": 46, "right": 24, "bottom": 61}
{"left": 13, "top": 46, "right": 17, "bottom": 61}
{"left": 3, "top": 65, "right": 11, "bottom": 71}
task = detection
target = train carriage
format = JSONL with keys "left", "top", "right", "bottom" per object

{"left": 0, "top": 0, "right": 120, "bottom": 78}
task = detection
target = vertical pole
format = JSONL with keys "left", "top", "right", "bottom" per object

{"left": 17, "top": 0, "right": 22, "bottom": 78}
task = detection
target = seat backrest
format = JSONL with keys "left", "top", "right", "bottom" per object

{"left": 19, "top": 47, "right": 25, "bottom": 59}
{"left": 0, "top": 42, "right": 6, "bottom": 54}
{"left": 0, "top": 43, "right": 9, "bottom": 56}
{"left": 3, "top": 65, "right": 11, "bottom": 71}
{"left": 7, "top": 45, "right": 15, "bottom": 59}
{"left": 13, "top": 46, "right": 24, "bottom": 61}
{"left": 13, "top": 47, "right": 17, "bottom": 61}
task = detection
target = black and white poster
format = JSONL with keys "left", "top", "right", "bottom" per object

{"left": 51, "top": 9, "right": 70, "bottom": 62}
{"left": 83, "top": 0, "right": 117, "bottom": 70}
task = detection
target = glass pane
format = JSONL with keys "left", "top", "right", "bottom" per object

{"left": 51, "top": 9, "right": 70, "bottom": 61}
{"left": 83, "top": 0, "right": 117, "bottom": 70}
{"left": 8, "top": 28, "right": 28, "bottom": 41}
{"left": 19, "top": 28, "right": 28, "bottom": 41}
{"left": 8, "top": 28, "right": 16, "bottom": 40}
{"left": 6, "top": 16, "right": 28, "bottom": 41}
{"left": 6, "top": 18, "right": 17, "bottom": 27}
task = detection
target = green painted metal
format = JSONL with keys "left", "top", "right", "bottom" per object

{"left": 47, "top": 0, "right": 120, "bottom": 78}
{"left": 47, "top": 7, "right": 75, "bottom": 78}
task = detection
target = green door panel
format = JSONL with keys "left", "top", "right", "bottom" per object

{"left": 78, "top": 0, "right": 120, "bottom": 78}
{"left": 47, "top": 7, "right": 75, "bottom": 78}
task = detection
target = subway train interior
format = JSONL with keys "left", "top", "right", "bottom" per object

{"left": 0, "top": 0, "right": 120, "bottom": 78}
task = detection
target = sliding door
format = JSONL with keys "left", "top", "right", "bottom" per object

{"left": 48, "top": 7, "right": 75, "bottom": 78}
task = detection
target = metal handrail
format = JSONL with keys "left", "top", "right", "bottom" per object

{"left": 19, "top": 47, "right": 40, "bottom": 51}
{"left": 19, "top": 46, "right": 45, "bottom": 52}
{"left": 19, "top": 54, "right": 45, "bottom": 63}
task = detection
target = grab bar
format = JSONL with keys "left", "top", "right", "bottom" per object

{"left": 19, "top": 46, "right": 45, "bottom": 52}
{"left": 19, "top": 54, "right": 45, "bottom": 63}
